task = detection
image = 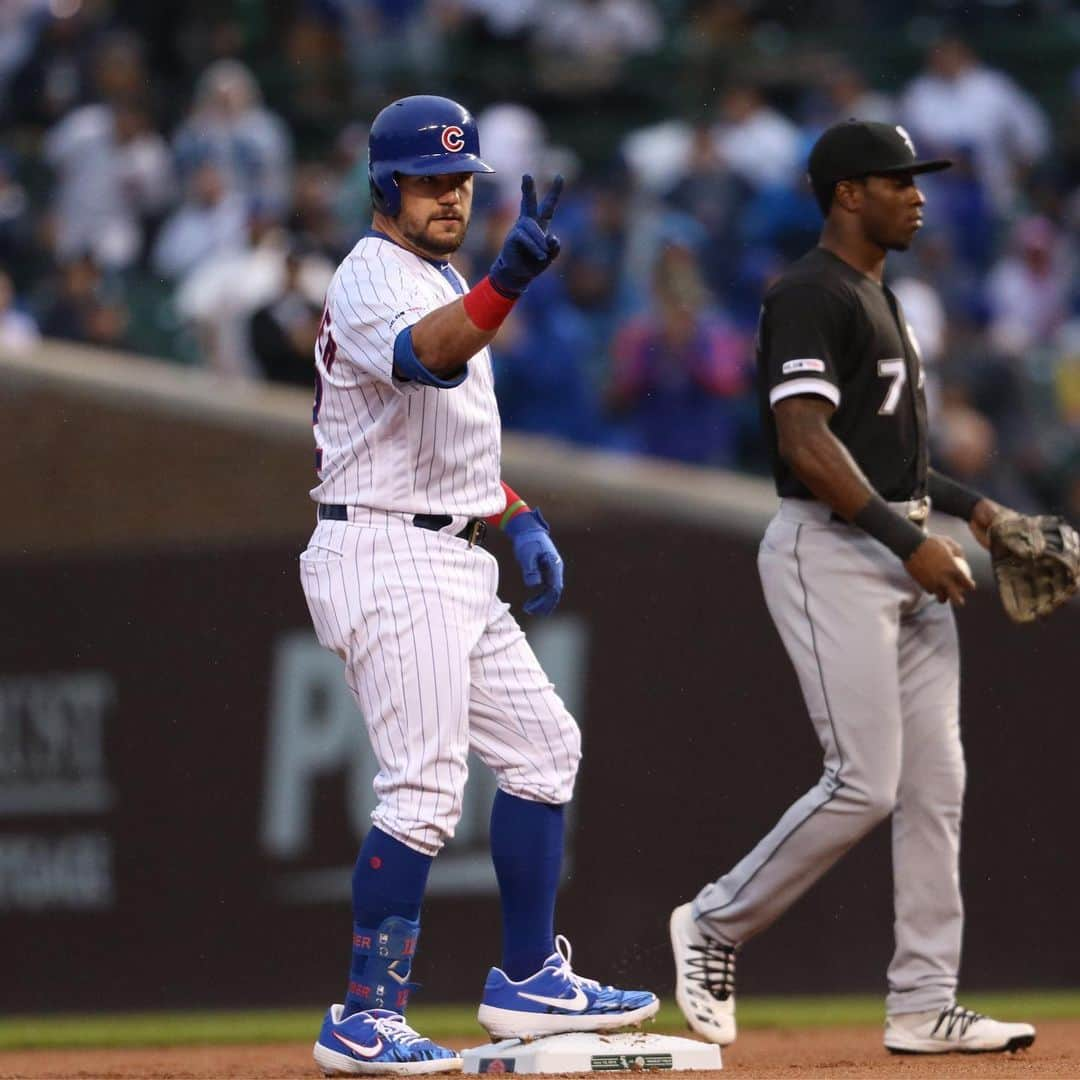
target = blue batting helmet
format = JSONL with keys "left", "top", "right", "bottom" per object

{"left": 368, "top": 95, "right": 495, "bottom": 216}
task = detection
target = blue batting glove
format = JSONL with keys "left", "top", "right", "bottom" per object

{"left": 488, "top": 174, "right": 563, "bottom": 298}
{"left": 505, "top": 507, "right": 564, "bottom": 616}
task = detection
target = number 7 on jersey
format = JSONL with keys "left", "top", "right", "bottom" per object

{"left": 877, "top": 358, "right": 907, "bottom": 416}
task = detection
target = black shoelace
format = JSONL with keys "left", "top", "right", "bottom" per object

{"left": 687, "top": 932, "right": 736, "bottom": 1001}
{"left": 932, "top": 1004, "right": 984, "bottom": 1039}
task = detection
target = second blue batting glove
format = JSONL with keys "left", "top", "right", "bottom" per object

{"left": 488, "top": 174, "right": 563, "bottom": 298}
{"left": 505, "top": 508, "right": 564, "bottom": 615}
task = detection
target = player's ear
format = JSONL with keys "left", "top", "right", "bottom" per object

{"left": 833, "top": 179, "right": 864, "bottom": 213}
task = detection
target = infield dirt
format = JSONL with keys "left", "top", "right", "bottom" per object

{"left": 1, "top": 1020, "right": 1077, "bottom": 1079}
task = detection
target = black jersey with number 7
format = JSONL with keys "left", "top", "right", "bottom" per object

{"left": 756, "top": 246, "right": 929, "bottom": 502}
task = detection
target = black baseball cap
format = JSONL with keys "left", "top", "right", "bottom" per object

{"left": 808, "top": 120, "right": 952, "bottom": 191}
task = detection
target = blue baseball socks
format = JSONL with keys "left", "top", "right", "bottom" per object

{"left": 490, "top": 789, "right": 566, "bottom": 980}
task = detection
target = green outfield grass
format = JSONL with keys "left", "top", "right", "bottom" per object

{"left": 1, "top": 992, "right": 1077, "bottom": 1051}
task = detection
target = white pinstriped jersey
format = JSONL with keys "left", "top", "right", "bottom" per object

{"left": 300, "top": 233, "right": 582, "bottom": 853}
{"left": 310, "top": 233, "right": 505, "bottom": 517}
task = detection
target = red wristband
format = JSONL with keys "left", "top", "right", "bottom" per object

{"left": 484, "top": 480, "right": 531, "bottom": 528}
{"left": 462, "top": 276, "right": 517, "bottom": 331}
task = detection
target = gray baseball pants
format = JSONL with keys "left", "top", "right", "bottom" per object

{"left": 694, "top": 497, "right": 965, "bottom": 1016}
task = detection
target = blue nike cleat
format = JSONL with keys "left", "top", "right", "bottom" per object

{"left": 477, "top": 935, "right": 660, "bottom": 1039}
{"left": 313, "top": 1005, "right": 463, "bottom": 1075}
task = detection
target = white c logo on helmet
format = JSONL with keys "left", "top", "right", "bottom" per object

{"left": 441, "top": 125, "right": 465, "bottom": 152}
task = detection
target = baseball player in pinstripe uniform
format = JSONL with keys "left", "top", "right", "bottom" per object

{"left": 302, "top": 96, "right": 658, "bottom": 1076}
{"left": 669, "top": 122, "right": 1036, "bottom": 1057}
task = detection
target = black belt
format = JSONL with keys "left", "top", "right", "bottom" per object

{"left": 318, "top": 504, "right": 488, "bottom": 547}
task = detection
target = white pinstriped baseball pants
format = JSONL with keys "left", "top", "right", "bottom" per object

{"left": 695, "top": 498, "right": 965, "bottom": 1015}
{"left": 299, "top": 511, "right": 582, "bottom": 855}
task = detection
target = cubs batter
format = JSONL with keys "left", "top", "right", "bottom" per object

{"left": 300, "top": 95, "right": 657, "bottom": 1076}
{"left": 670, "top": 122, "right": 1036, "bottom": 1056}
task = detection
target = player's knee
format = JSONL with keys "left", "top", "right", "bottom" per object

{"left": 496, "top": 717, "right": 580, "bottom": 805}
{"left": 846, "top": 779, "right": 896, "bottom": 824}
{"left": 862, "top": 789, "right": 896, "bottom": 823}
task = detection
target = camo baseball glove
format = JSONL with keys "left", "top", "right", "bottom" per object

{"left": 989, "top": 512, "right": 1080, "bottom": 623}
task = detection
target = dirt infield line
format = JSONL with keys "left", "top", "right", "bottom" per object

{"left": 1, "top": 1019, "right": 1076, "bottom": 1079}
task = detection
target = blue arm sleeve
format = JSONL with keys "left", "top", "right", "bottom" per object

{"left": 392, "top": 325, "right": 469, "bottom": 389}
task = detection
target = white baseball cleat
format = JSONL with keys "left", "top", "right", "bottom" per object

{"left": 669, "top": 903, "right": 737, "bottom": 1046}
{"left": 884, "top": 1004, "right": 1036, "bottom": 1054}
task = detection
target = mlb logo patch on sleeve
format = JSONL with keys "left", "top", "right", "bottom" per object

{"left": 782, "top": 358, "right": 827, "bottom": 375}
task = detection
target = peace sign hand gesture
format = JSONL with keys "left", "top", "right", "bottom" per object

{"left": 488, "top": 174, "right": 564, "bottom": 298}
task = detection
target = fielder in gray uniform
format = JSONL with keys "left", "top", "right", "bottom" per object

{"left": 670, "top": 121, "right": 1037, "bottom": 1056}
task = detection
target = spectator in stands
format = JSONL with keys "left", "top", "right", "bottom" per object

{"left": 1055, "top": 318, "right": 1080, "bottom": 428}
{"left": 250, "top": 243, "right": 322, "bottom": 387}
{"left": 621, "top": 116, "right": 697, "bottom": 196}
{"left": 555, "top": 169, "right": 644, "bottom": 377}
{"left": 151, "top": 159, "right": 248, "bottom": 281}
{"left": 607, "top": 242, "right": 750, "bottom": 465}
{"left": 1060, "top": 66, "right": 1080, "bottom": 191}
{"left": 37, "top": 253, "right": 130, "bottom": 349}
{"left": 663, "top": 123, "right": 745, "bottom": 252}
{"left": 173, "top": 59, "right": 292, "bottom": 214}
{"left": 531, "top": 0, "right": 663, "bottom": 93}
{"left": 900, "top": 36, "right": 1049, "bottom": 215}
{"left": 474, "top": 103, "right": 551, "bottom": 211}
{"left": 44, "top": 101, "right": 166, "bottom": 271}
{"left": 326, "top": 123, "right": 371, "bottom": 251}
{"left": 931, "top": 384, "right": 999, "bottom": 494}
{"left": 281, "top": 4, "right": 348, "bottom": 133}
{"left": 289, "top": 162, "right": 350, "bottom": 263}
{"left": 337, "top": 0, "right": 447, "bottom": 96}
{"left": 175, "top": 211, "right": 332, "bottom": 379}
{"left": 0, "top": 267, "right": 40, "bottom": 353}
{"left": 0, "top": 0, "right": 47, "bottom": 115}
{"left": 914, "top": 145, "right": 994, "bottom": 273}
{"left": 986, "top": 215, "right": 1071, "bottom": 356}
{"left": 6, "top": 0, "right": 109, "bottom": 128}
{"left": 492, "top": 273, "right": 606, "bottom": 446}
{"left": 0, "top": 151, "right": 34, "bottom": 285}
{"left": 891, "top": 273, "right": 947, "bottom": 417}
{"left": 445, "top": 0, "right": 542, "bottom": 40}
{"left": 92, "top": 29, "right": 152, "bottom": 110}
{"left": 812, "top": 63, "right": 894, "bottom": 128}
{"left": 712, "top": 84, "right": 800, "bottom": 192}
{"left": 41, "top": 38, "right": 170, "bottom": 272}
{"left": 112, "top": 100, "right": 177, "bottom": 254}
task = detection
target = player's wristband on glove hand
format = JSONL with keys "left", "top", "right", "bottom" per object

{"left": 927, "top": 469, "right": 984, "bottom": 521}
{"left": 853, "top": 494, "right": 926, "bottom": 561}
{"left": 505, "top": 507, "right": 564, "bottom": 616}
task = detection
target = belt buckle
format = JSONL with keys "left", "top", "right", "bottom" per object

{"left": 465, "top": 520, "right": 487, "bottom": 548}
{"left": 907, "top": 497, "right": 930, "bottom": 527}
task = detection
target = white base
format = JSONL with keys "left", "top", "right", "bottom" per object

{"left": 462, "top": 1031, "right": 721, "bottom": 1073}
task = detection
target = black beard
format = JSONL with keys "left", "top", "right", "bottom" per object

{"left": 402, "top": 220, "right": 466, "bottom": 258}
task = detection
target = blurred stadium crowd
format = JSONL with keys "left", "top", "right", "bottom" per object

{"left": 2, "top": 0, "right": 1079, "bottom": 514}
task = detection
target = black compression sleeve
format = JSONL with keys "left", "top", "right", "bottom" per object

{"left": 852, "top": 494, "right": 926, "bottom": 561}
{"left": 927, "top": 469, "right": 984, "bottom": 521}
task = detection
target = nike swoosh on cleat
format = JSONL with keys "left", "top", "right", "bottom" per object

{"left": 333, "top": 1031, "right": 385, "bottom": 1058}
{"left": 517, "top": 986, "right": 590, "bottom": 1011}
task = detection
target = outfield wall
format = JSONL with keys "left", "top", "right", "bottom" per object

{"left": 2, "top": 346, "right": 1076, "bottom": 1011}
